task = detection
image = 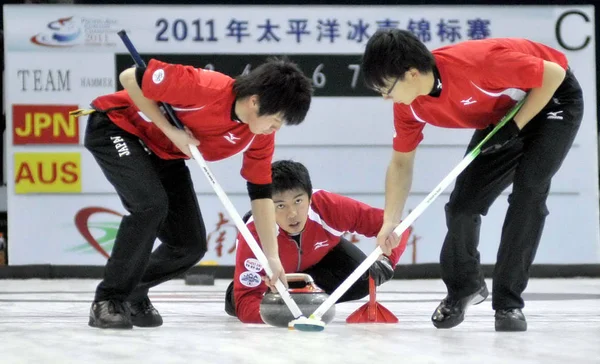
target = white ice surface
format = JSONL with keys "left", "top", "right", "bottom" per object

{"left": 0, "top": 278, "right": 599, "bottom": 364}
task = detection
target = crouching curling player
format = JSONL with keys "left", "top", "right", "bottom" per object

{"left": 225, "top": 160, "right": 409, "bottom": 324}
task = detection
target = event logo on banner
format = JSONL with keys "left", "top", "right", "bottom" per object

{"left": 30, "top": 15, "right": 121, "bottom": 48}
{"left": 67, "top": 206, "right": 387, "bottom": 264}
{"left": 30, "top": 16, "right": 81, "bottom": 47}
{"left": 13, "top": 105, "right": 79, "bottom": 145}
{"left": 71, "top": 207, "right": 122, "bottom": 259}
{"left": 66, "top": 207, "right": 422, "bottom": 264}
{"left": 68, "top": 208, "right": 245, "bottom": 264}
{"left": 14, "top": 152, "right": 81, "bottom": 194}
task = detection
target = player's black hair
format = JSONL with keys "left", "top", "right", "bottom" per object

{"left": 362, "top": 29, "right": 435, "bottom": 91}
{"left": 233, "top": 57, "right": 313, "bottom": 126}
{"left": 271, "top": 160, "right": 312, "bottom": 199}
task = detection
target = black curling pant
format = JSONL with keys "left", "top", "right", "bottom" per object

{"left": 440, "top": 70, "right": 583, "bottom": 310}
{"left": 84, "top": 112, "right": 207, "bottom": 303}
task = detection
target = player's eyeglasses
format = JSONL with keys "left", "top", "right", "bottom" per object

{"left": 380, "top": 76, "right": 400, "bottom": 96}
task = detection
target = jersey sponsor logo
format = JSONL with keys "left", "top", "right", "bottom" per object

{"left": 460, "top": 97, "right": 477, "bottom": 106}
{"left": 314, "top": 240, "right": 330, "bottom": 250}
{"left": 547, "top": 110, "right": 564, "bottom": 120}
{"left": 110, "top": 136, "right": 130, "bottom": 157}
{"left": 152, "top": 69, "right": 165, "bottom": 84}
{"left": 244, "top": 258, "right": 263, "bottom": 272}
{"left": 224, "top": 132, "right": 241, "bottom": 144}
{"left": 239, "top": 271, "right": 262, "bottom": 287}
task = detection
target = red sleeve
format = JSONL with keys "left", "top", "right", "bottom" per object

{"left": 141, "top": 59, "right": 233, "bottom": 107}
{"left": 233, "top": 228, "right": 269, "bottom": 323}
{"left": 241, "top": 134, "right": 274, "bottom": 185}
{"left": 311, "top": 190, "right": 383, "bottom": 238}
{"left": 312, "top": 190, "right": 409, "bottom": 266}
{"left": 482, "top": 49, "right": 544, "bottom": 90}
{"left": 393, "top": 104, "right": 425, "bottom": 152}
{"left": 387, "top": 227, "right": 411, "bottom": 266}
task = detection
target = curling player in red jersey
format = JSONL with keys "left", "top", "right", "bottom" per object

{"left": 225, "top": 160, "right": 408, "bottom": 323}
{"left": 80, "top": 57, "right": 313, "bottom": 329}
{"left": 362, "top": 29, "right": 583, "bottom": 331}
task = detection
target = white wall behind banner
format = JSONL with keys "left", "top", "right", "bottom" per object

{"left": 3, "top": 5, "right": 598, "bottom": 266}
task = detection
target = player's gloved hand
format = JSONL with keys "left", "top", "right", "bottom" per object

{"left": 480, "top": 118, "right": 521, "bottom": 155}
{"left": 376, "top": 222, "right": 400, "bottom": 256}
{"left": 165, "top": 126, "right": 200, "bottom": 158}
{"left": 369, "top": 256, "right": 395, "bottom": 286}
{"left": 263, "top": 256, "right": 288, "bottom": 292}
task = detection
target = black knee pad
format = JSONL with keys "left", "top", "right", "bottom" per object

{"left": 508, "top": 187, "right": 550, "bottom": 216}
{"left": 445, "top": 203, "right": 483, "bottom": 228}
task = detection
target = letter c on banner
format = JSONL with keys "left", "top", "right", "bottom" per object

{"left": 555, "top": 10, "right": 591, "bottom": 51}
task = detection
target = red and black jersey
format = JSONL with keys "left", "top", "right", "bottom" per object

{"left": 233, "top": 189, "right": 406, "bottom": 323}
{"left": 91, "top": 59, "right": 274, "bottom": 184}
{"left": 393, "top": 38, "right": 568, "bottom": 152}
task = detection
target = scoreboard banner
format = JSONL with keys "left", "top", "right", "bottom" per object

{"left": 3, "top": 5, "right": 598, "bottom": 265}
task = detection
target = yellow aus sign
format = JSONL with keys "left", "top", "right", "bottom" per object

{"left": 14, "top": 152, "right": 81, "bottom": 194}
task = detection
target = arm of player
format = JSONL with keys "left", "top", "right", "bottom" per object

{"left": 119, "top": 68, "right": 199, "bottom": 157}
{"left": 377, "top": 149, "right": 416, "bottom": 255}
{"left": 242, "top": 134, "right": 285, "bottom": 289}
{"left": 482, "top": 50, "right": 567, "bottom": 130}
{"left": 314, "top": 190, "right": 383, "bottom": 238}
{"left": 140, "top": 59, "right": 231, "bottom": 106}
{"left": 250, "top": 199, "right": 287, "bottom": 290}
{"left": 314, "top": 190, "right": 407, "bottom": 266}
{"left": 327, "top": 192, "right": 409, "bottom": 265}
{"left": 234, "top": 284, "right": 266, "bottom": 324}
{"left": 233, "top": 235, "right": 269, "bottom": 324}
{"left": 512, "top": 61, "right": 566, "bottom": 129}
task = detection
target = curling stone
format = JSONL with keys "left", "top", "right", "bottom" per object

{"left": 184, "top": 273, "right": 215, "bottom": 286}
{"left": 259, "top": 273, "right": 335, "bottom": 327}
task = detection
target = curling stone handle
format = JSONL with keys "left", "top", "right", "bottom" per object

{"left": 285, "top": 274, "right": 322, "bottom": 291}
{"left": 285, "top": 273, "right": 314, "bottom": 284}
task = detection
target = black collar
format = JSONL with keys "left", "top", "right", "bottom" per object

{"left": 428, "top": 65, "right": 442, "bottom": 97}
{"left": 230, "top": 102, "right": 242, "bottom": 123}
